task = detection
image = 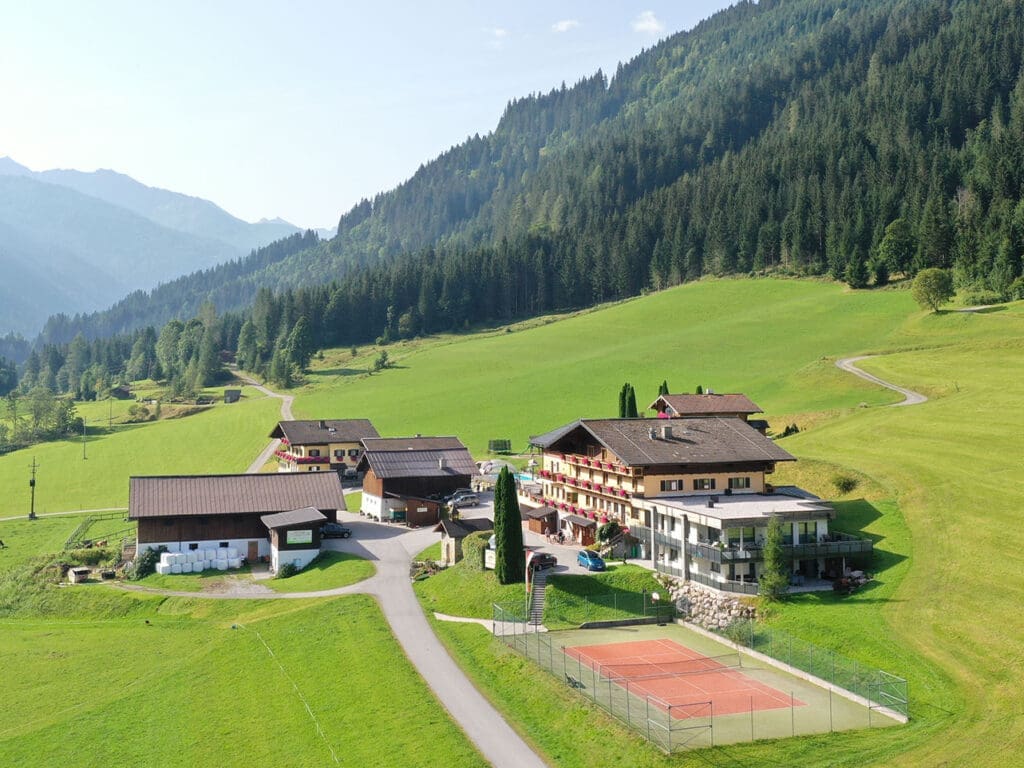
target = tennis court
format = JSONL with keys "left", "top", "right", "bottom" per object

{"left": 494, "top": 609, "right": 906, "bottom": 752}
{"left": 565, "top": 637, "right": 804, "bottom": 718}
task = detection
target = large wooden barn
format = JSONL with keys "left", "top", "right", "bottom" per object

{"left": 129, "top": 473, "right": 347, "bottom": 563}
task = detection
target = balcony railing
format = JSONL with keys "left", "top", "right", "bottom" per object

{"left": 654, "top": 564, "right": 760, "bottom": 595}
{"left": 686, "top": 532, "right": 873, "bottom": 563}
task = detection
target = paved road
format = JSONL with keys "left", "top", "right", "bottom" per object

{"left": 835, "top": 355, "right": 928, "bottom": 407}
{"left": 114, "top": 512, "right": 548, "bottom": 768}
{"left": 235, "top": 370, "right": 295, "bottom": 473}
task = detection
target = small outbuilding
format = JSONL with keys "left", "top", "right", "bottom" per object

{"left": 224, "top": 389, "right": 242, "bottom": 404}
{"left": 433, "top": 518, "right": 493, "bottom": 566}
{"left": 521, "top": 505, "right": 558, "bottom": 535}
{"left": 261, "top": 507, "right": 327, "bottom": 572}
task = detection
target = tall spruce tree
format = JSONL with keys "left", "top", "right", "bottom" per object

{"left": 493, "top": 466, "right": 525, "bottom": 584}
{"left": 658, "top": 380, "right": 669, "bottom": 396}
{"left": 618, "top": 385, "right": 634, "bottom": 421}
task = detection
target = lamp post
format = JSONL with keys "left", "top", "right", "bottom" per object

{"left": 28, "top": 457, "right": 38, "bottom": 520}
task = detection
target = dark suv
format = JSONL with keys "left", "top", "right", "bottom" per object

{"left": 321, "top": 522, "right": 353, "bottom": 539}
{"left": 528, "top": 552, "right": 557, "bottom": 571}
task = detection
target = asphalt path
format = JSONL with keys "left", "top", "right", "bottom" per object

{"left": 835, "top": 355, "right": 928, "bottom": 407}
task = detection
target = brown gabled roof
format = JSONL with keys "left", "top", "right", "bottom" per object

{"left": 261, "top": 506, "right": 327, "bottom": 529}
{"left": 128, "top": 473, "right": 347, "bottom": 519}
{"left": 649, "top": 393, "right": 762, "bottom": 416}
{"left": 433, "top": 518, "right": 493, "bottom": 538}
{"left": 269, "top": 419, "right": 380, "bottom": 445}
{"left": 531, "top": 417, "right": 794, "bottom": 468}
{"left": 359, "top": 436, "right": 477, "bottom": 479}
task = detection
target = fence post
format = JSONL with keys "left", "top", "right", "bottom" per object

{"left": 750, "top": 695, "right": 754, "bottom": 742}
{"left": 791, "top": 691, "right": 795, "bottom": 737}
{"left": 626, "top": 680, "right": 630, "bottom": 725}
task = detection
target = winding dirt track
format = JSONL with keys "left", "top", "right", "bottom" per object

{"left": 835, "top": 355, "right": 928, "bottom": 407}
{"left": 236, "top": 370, "right": 295, "bottom": 472}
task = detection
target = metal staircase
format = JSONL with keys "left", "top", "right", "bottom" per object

{"left": 528, "top": 571, "right": 548, "bottom": 625}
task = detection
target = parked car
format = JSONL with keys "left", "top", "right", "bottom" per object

{"left": 449, "top": 493, "right": 480, "bottom": 509}
{"left": 577, "top": 550, "right": 606, "bottom": 571}
{"left": 443, "top": 488, "right": 474, "bottom": 502}
{"left": 528, "top": 552, "right": 557, "bottom": 571}
{"left": 321, "top": 522, "right": 353, "bottom": 539}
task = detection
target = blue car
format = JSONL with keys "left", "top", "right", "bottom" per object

{"left": 577, "top": 550, "right": 606, "bottom": 571}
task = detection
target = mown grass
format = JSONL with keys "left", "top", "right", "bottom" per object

{"left": 292, "top": 280, "right": 916, "bottom": 455}
{"left": 0, "top": 386, "right": 281, "bottom": 515}
{"left": 0, "top": 596, "right": 484, "bottom": 767}
{"left": 414, "top": 558, "right": 527, "bottom": 618}
{"left": 543, "top": 565, "right": 665, "bottom": 629}
{"left": 265, "top": 551, "right": 375, "bottom": 593}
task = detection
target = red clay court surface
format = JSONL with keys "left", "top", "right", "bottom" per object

{"left": 565, "top": 638, "right": 805, "bottom": 719}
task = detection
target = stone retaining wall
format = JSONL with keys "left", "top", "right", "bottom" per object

{"left": 657, "top": 575, "right": 757, "bottom": 629}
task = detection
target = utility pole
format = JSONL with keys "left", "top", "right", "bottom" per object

{"left": 28, "top": 457, "right": 38, "bottom": 519}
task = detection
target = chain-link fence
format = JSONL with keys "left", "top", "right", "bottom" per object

{"left": 717, "top": 619, "right": 909, "bottom": 719}
{"left": 493, "top": 602, "right": 906, "bottom": 752}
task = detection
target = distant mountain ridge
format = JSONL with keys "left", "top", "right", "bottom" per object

{"left": 0, "top": 157, "right": 299, "bottom": 253}
{"left": 0, "top": 157, "right": 300, "bottom": 337}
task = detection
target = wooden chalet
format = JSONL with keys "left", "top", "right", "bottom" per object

{"left": 128, "top": 473, "right": 347, "bottom": 563}
{"left": 358, "top": 436, "right": 477, "bottom": 524}
{"left": 270, "top": 419, "right": 380, "bottom": 474}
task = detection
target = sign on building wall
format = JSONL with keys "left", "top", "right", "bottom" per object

{"left": 286, "top": 529, "right": 313, "bottom": 545}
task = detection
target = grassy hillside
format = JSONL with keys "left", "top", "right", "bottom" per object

{"left": 294, "top": 279, "right": 915, "bottom": 452}
{"left": 0, "top": 386, "right": 280, "bottom": 515}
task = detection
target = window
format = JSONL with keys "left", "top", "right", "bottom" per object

{"left": 334, "top": 449, "right": 344, "bottom": 458}
{"left": 693, "top": 478, "right": 716, "bottom": 491}
{"left": 728, "top": 477, "right": 751, "bottom": 490}
{"left": 669, "top": 548, "right": 679, "bottom": 561}
{"left": 219, "top": 542, "right": 229, "bottom": 548}
{"left": 710, "top": 562, "right": 721, "bottom": 573}
{"left": 188, "top": 543, "right": 199, "bottom": 551}
{"left": 309, "top": 449, "right": 321, "bottom": 457}
{"left": 348, "top": 448, "right": 360, "bottom": 457}
{"left": 659, "top": 479, "right": 682, "bottom": 492}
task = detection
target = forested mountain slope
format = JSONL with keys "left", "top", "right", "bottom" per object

{"left": 35, "top": 0, "right": 1024, "bottom": 353}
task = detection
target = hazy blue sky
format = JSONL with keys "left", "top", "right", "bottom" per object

{"left": 1, "top": 1, "right": 734, "bottom": 228}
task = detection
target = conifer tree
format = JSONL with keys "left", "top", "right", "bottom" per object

{"left": 493, "top": 467, "right": 525, "bottom": 584}
{"left": 758, "top": 516, "right": 789, "bottom": 601}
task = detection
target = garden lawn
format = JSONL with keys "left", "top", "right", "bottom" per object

{"left": 0, "top": 387, "right": 281, "bottom": 515}
{"left": 0, "top": 595, "right": 484, "bottom": 767}
{"left": 264, "top": 550, "right": 375, "bottom": 592}
{"left": 543, "top": 565, "right": 664, "bottom": 629}
{"left": 414, "top": 558, "right": 527, "bottom": 618}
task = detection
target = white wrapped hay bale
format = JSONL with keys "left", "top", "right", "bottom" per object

{"left": 226, "top": 547, "right": 238, "bottom": 559}
{"left": 170, "top": 564, "right": 182, "bottom": 574}
{"left": 216, "top": 560, "right": 228, "bottom": 571}
{"left": 193, "top": 560, "right": 204, "bottom": 572}
{"left": 180, "top": 562, "right": 193, "bottom": 574}
{"left": 172, "top": 553, "right": 186, "bottom": 566}
{"left": 228, "top": 557, "right": 241, "bottom": 569}
{"left": 156, "top": 564, "right": 170, "bottom": 575}
{"left": 186, "top": 551, "right": 197, "bottom": 564}
{"left": 206, "top": 549, "right": 218, "bottom": 562}
{"left": 159, "top": 552, "right": 173, "bottom": 566}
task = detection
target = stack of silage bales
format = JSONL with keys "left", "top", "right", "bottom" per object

{"left": 154, "top": 547, "right": 245, "bottom": 575}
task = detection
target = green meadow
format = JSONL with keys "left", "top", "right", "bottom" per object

{"left": 0, "top": 278, "right": 1021, "bottom": 766}
{"left": 0, "top": 595, "right": 483, "bottom": 767}
{"left": 0, "top": 386, "right": 280, "bottom": 515}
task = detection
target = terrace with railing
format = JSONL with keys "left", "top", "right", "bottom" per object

{"left": 685, "top": 532, "right": 873, "bottom": 563}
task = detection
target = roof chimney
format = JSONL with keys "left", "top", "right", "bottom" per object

{"left": 438, "top": 457, "right": 447, "bottom": 470}
{"left": 319, "top": 420, "right": 326, "bottom": 429}
{"left": 706, "top": 498, "right": 714, "bottom": 508}
{"left": 648, "top": 427, "right": 657, "bottom": 440}
{"left": 661, "top": 425, "right": 673, "bottom": 440}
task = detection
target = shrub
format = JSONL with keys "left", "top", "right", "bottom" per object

{"left": 1009, "top": 277, "right": 1024, "bottom": 301}
{"left": 127, "top": 546, "right": 166, "bottom": 580}
{"left": 597, "top": 520, "right": 621, "bottom": 543}
{"left": 833, "top": 474, "right": 858, "bottom": 495}
{"left": 960, "top": 289, "right": 1006, "bottom": 307}
{"left": 277, "top": 562, "right": 298, "bottom": 579}
{"left": 723, "top": 618, "right": 755, "bottom": 646}
{"left": 66, "top": 547, "right": 118, "bottom": 567}
{"left": 462, "top": 531, "right": 489, "bottom": 571}
{"left": 779, "top": 423, "right": 800, "bottom": 438}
